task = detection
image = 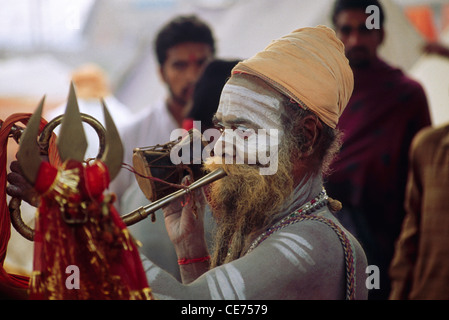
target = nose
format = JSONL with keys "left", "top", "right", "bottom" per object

{"left": 186, "top": 61, "right": 206, "bottom": 85}
{"left": 213, "top": 130, "right": 236, "bottom": 163}
{"left": 186, "top": 65, "right": 199, "bottom": 83}
{"left": 347, "top": 29, "right": 364, "bottom": 47}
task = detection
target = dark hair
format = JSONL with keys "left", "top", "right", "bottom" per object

{"left": 331, "top": 0, "right": 385, "bottom": 28}
{"left": 187, "top": 59, "right": 240, "bottom": 132}
{"left": 282, "top": 99, "right": 342, "bottom": 177}
{"left": 154, "top": 15, "right": 215, "bottom": 66}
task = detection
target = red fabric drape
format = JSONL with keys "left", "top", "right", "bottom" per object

{"left": 1, "top": 113, "right": 152, "bottom": 299}
{"left": 0, "top": 113, "right": 52, "bottom": 290}
{"left": 30, "top": 160, "right": 152, "bottom": 299}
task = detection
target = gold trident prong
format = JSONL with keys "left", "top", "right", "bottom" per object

{"left": 56, "top": 82, "right": 88, "bottom": 163}
{"left": 17, "top": 96, "right": 45, "bottom": 184}
{"left": 17, "top": 81, "right": 124, "bottom": 184}
{"left": 100, "top": 98, "right": 124, "bottom": 181}
{"left": 12, "top": 83, "right": 125, "bottom": 241}
{"left": 52, "top": 81, "right": 124, "bottom": 180}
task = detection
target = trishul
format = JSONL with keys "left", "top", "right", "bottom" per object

{"left": 10, "top": 82, "right": 124, "bottom": 241}
{"left": 18, "top": 82, "right": 123, "bottom": 185}
{"left": 14, "top": 83, "right": 152, "bottom": 300}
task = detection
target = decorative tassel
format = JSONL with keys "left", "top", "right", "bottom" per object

{"left": 328, "top": 197, "right": 342, "bottom": 213}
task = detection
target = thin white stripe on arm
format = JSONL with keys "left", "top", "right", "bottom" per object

{"left": 271, "top": 232, "right": 315, "bottom": 270}
{"left": 206, "top": 264, "right": 246, "bottom": 300}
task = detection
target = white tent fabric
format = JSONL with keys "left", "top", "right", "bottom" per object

{"left": 0, "top": 0, "right": 429, "bottom": 113}
{"left": 117, "top": 0, "right": 427, "bottom": 113}
{"left": 0, "top": 54, "right": 71, "bottom": 101}
{"left": 409, "top": 28, "right": 449, "bottom": 126}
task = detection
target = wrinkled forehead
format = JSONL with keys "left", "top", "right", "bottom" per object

{"left": 216, "top": 75, "right": 285, "bottom": 130}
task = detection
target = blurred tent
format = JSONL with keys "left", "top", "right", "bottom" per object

{"left": 0, "top": 0, "right": 434, "bottom": 112}
{"left": 405, "top": 5, "right": 439, "bottom": 42}
{"left": 409, "top": 27, "right": 449, "bottom": 126}
{"left": 402, "top": 2, "right": 449, "bottom": 125}
{"left": 114, "top": 0, "right": 429, "bottom": 112}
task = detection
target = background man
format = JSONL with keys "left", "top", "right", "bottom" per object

{"left": 326, "top": 0, "right": 431, "bottom": 299}
{"left": 389, "top": 42, "right": 449, "bottom": 300}
{"left": 111, "top": 15, "right": 215, "bottom": 203}
{"left": 110, "top": 15, "right": 216, "bottom": 280}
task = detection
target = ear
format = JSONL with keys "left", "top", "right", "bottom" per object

{"left": 299, "top": 114, "right": 323, "bottom": 156}
{"left": 159, "top": 65, "right": 167, "bottom": 83}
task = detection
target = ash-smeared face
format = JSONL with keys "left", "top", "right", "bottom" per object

{"left": 211, "top": 77, "right": 284, "bottom": 175}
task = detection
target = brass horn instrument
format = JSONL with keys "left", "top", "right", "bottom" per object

{"left": 121, "top": 167, "right": 226, "bottom": 226}
{"left": 122, "top": 128, "right": 226, "bottom": 226}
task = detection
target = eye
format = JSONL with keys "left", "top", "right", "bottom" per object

{"left": 234, "top": 125, "right": 254, "bottom": 139}
{"left": 197, "top": 58, "right": 208, "bottom": 68}
{"left": 338, "top": 25, "right": 352, "bottom": 36}
{"left": 214, "top": 122, "right": 225, "bottom": 134}
{"left": 358, "top": 25, "right": 371, "bottom": 34}
{"left": 172, "top": 61, "right": 188, "bottom": 71}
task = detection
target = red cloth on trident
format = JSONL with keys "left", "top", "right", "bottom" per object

{"left": 0, "top": 113, "right": 48, "bottom": 291}
{"left": 30, "top": 159, "right": 153, "bottom": 300}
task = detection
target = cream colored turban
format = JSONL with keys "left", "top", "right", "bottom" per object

{"left": 232, "top": 25, "right": 353, "bottom": 128}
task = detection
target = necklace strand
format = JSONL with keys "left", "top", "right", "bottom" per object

{"left": 246, "top": 188, "right": 329, "bottom": 254}
{"left": 243, "top": 188, "right": 356, "bottom": 300}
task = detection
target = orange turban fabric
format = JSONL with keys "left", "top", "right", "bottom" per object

{"left": 232, "top": 25, "right": 353, "bottom": 128}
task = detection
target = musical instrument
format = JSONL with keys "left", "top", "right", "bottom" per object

{"left": 9, "top": 116, "right": 226, "bottom": 238}
{"left": 123, "top": 128, "right": 225, "bottom": 226}
{"left": 121, "top": 167, "right": 226, "bottom": 226}
{"left": 132, "top": 129, "right": 209, "bottom": 202}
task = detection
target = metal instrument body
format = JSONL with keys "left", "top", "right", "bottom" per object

{"left": 122, "top": 167, "right": 226, "bottom": 226}
{"left": 132, "top": 128, "right": 208, "bottom": 202}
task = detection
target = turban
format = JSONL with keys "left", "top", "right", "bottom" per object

{"left": 232, "top": 25, "right": 353, "bottom": 128}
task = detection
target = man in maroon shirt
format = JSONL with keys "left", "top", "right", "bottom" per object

{"left": 327, "top": 0, "right": 431, "bottom": 300}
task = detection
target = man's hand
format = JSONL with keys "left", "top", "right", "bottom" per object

{"left": 6, "top": 160, "right": 39, "bottom": 207}
{"left": 162, "top": 177, "right": 210, "bottom": 283}
{"left": 163, "top": 185, "right": 208, "bottom": 254}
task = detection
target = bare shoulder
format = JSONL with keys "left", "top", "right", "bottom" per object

{"left": 256, "top": 210, "right": 368, "bottom": 299}
{"left": 296, "top": 211, "right": 368, "bottom": 300}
